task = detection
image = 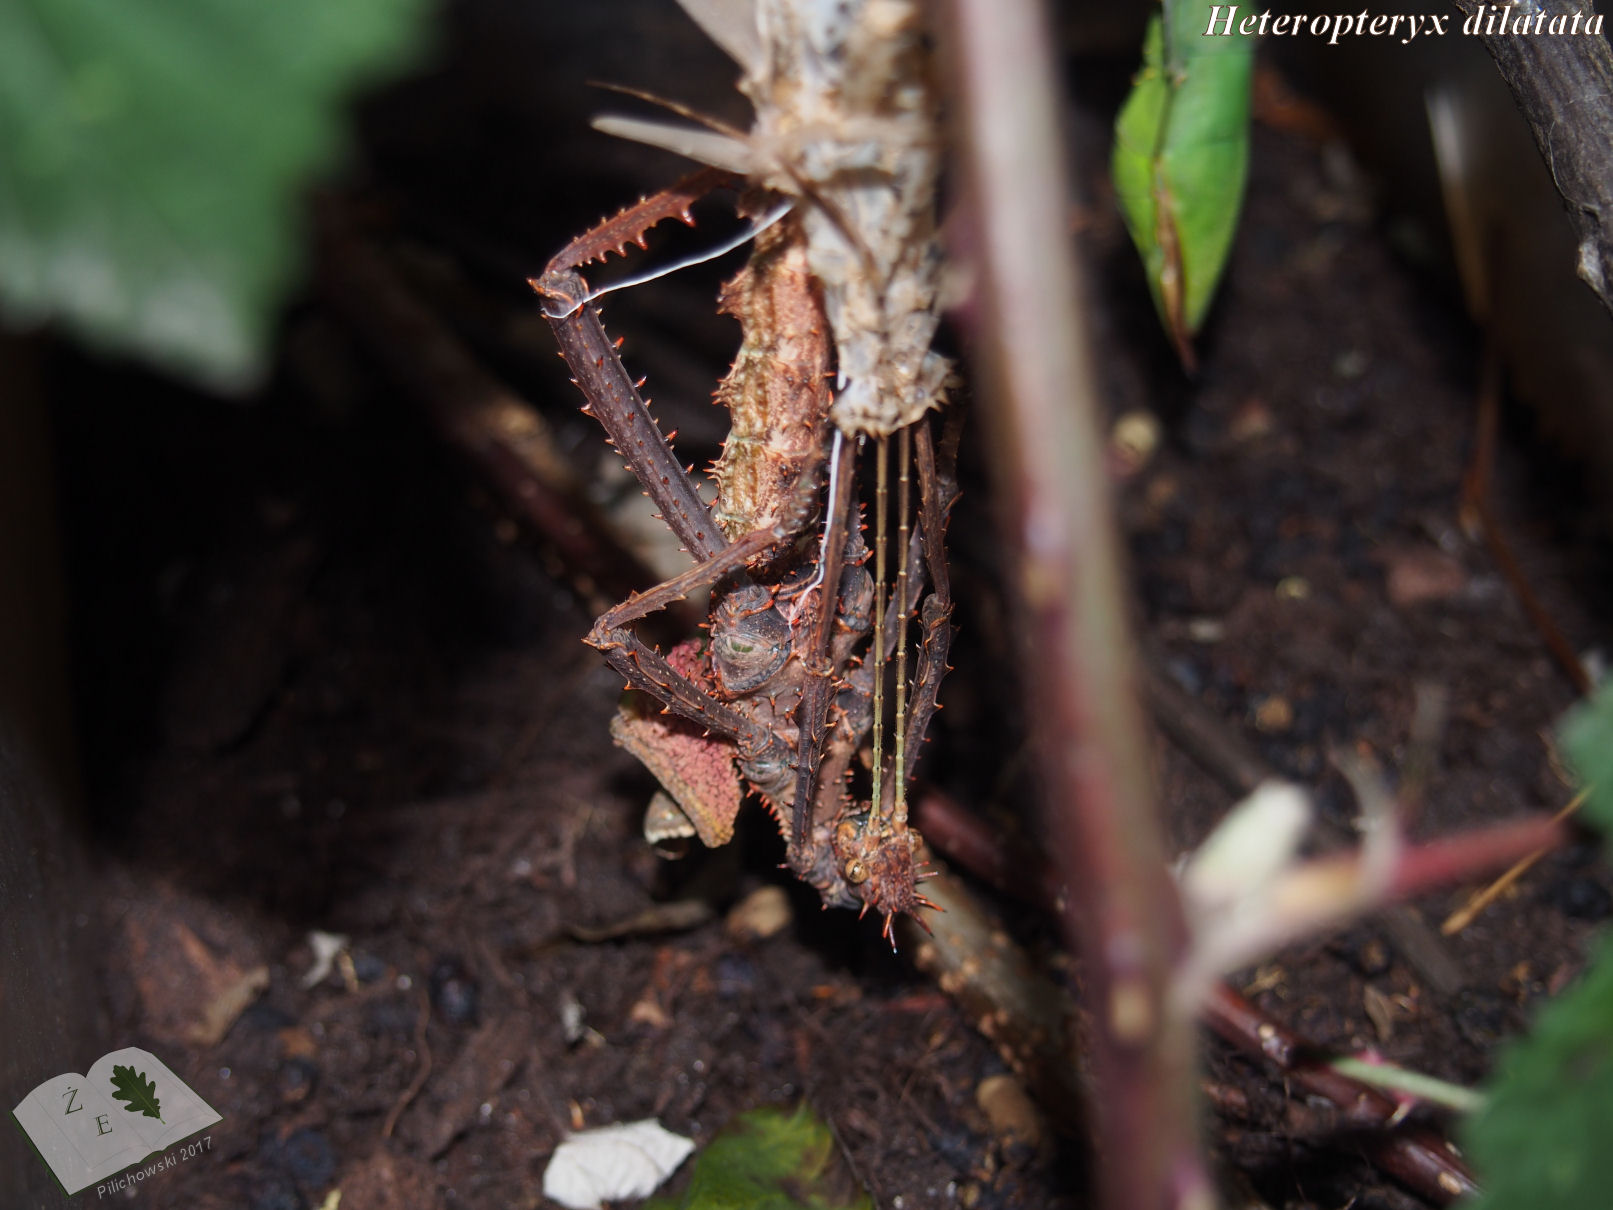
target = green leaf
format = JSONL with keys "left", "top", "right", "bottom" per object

{"left": 0, "top": 0, "right": 434, "bottom": 391}
{"left": 1462, "top": 682, "right": 1613, "bottom": 1207}
{"left": 646, "top": 1105, "right": 872, "bottom": 1210}
{"left": 108, "top": 1065, "right": 162, "bottom": 1122}
{"left": 1465, "top": 929, "right": 1613, "bottom": 1209}
{"left": 1112, "top": 0, "right": 1253, "bottom": 365}
{"left": 1562, "top": 682, "right": 1613, "bottom": 834}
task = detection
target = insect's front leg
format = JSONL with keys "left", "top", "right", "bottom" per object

{"left": 539, "top": 272, "right": 725, "bottom": 563}
{"left": 531, "top": 168, "right": 739, "bottom": 562}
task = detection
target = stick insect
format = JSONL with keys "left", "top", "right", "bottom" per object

{"left": 531, "top": 0, "right": 957, "bottom": 935}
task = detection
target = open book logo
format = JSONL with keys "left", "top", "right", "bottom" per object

{"left": 10, "top": 1046, "right": 221, "bottom": 1196}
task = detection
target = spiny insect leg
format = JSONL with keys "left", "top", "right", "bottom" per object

{"left": 589, "top": 623, "right": 779, "bottom": 759}
{"left": 788, "top": 431, "right": 858, "bottom": 864}
{"left": 596, "top": 527, "right": 774, "bottom": 632}
{"left": 538, "top": 167, "right": 736, "bottom": 280}
{"left": 874, "top": 416, "right": 958, "bottom": 806}
{"left": 542, "top": 274, "right": 723, "bottom": 561}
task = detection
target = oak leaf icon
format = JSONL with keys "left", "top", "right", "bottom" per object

{"left": 109, "top": 1065, "right": 164, "bottom": 1123}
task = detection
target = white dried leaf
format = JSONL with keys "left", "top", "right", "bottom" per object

{"left": 301, "top": 930, "right": 350, "bottom": 989}
{"left": 1179, "top": 780, "right": 1310, "bottom": 917}
{"left": 541, "top": 1119, "right": 695, "bottom": 1210}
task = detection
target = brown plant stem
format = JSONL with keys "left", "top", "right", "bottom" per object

{"left": 1202, "top": 986, "right": 1477, "bottom": 1204}
{"left": 939, "top": 2, "right": 1204, "bottom": 1205}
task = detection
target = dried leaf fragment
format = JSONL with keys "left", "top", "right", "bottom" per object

{"left": 542, "top": 1119, "right": 695, "bottom": 1210}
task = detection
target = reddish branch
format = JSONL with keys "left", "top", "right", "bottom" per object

{"left": 1203, "top": 984, "right": 1477, "bottom": 1203}
{"left": 940, "top": 2, "right": 1204, "bottom": 1207}
{"left": 914, "top": 789, "right": 1560, "bottom": 1205}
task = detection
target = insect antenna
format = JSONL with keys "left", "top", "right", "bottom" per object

{"left": 588, "top": 80, "right": 752, "bottom": 142}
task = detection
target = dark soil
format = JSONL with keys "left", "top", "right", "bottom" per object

{"left": 44, "top": 8, "right": 1612, "bottom": 1210}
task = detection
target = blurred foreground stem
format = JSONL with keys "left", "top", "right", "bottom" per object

{"left": 938, "top": 2, "right": 1208, "bottom": 1207}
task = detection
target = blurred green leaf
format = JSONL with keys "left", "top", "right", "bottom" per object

{"left": 0, "top": 0, "right": 433, "bottom": 390}
{"left": 1465, "top": 929, "right": 1613, "bottom": 1209}
{"left": 1463, "top": 681, "right": 1613, "bottom": 1208}
{"left": 1562, "top": 682, "right": 1613, "bottom": 833}
{"left": 1112, "top": 0, "right": 1252, "bottom": 365}
{"left": 646, "top": 1105, "right": 872, "bottom": 1210}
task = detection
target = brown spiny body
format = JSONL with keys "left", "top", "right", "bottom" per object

{"left": 711, "top": 211, "right": 830, "bottom": 540}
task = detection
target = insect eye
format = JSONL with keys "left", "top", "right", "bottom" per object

{"left": 712, "top": 608, "right": 790, "bottom": 694}
{"left": 844, "top": 858, "right": 869, "bottom": 884}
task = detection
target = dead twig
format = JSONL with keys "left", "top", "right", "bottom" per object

{"left": 1442, "top": 787, "right": 1590, "bottom": 934}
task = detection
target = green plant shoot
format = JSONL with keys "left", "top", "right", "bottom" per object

{"left": 1112, "top": 0, "right": 1254, "bottom": 367}
{"left": 647, "top": 1105, "right": 872, "bottom": 1210}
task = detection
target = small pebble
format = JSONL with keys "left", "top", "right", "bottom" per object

{"left": 1254, "top": 695, "right": 1294, "bottom": 733}
{"left": 1275, "top": 576, "right": 1311, "bottom": 601}
{"left": 351, "top": 950, "right": 387, "bottom": 984}
{"left": 429, "top": 957, "right": 480, "bottom": 1026}
{"left": 279, "top": 1057, "right": 319, "bottom": 1105}
{"left": 976, "top": 1073, "right": 1043, "bottom": 1149}
{"left": 715, "top": 952, "right": 760, "bottom": 997}
{"left": 1228, "top": 397, "right": 1275, "bottom": 442}
{"left": 560, "top": 994, "right": 587, "bottom": 1045}
{"left": 1385, "top": 547, "right": 1467, "bottom": 608}
{"left": 726, "top": 885, "right": 793, "bottom": 942}
{"left": 1109, "top": 410, "right": 1162, "bottom": 476}
{"left": 1336, "top": 933, "right": 1392, "bottom": 978}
